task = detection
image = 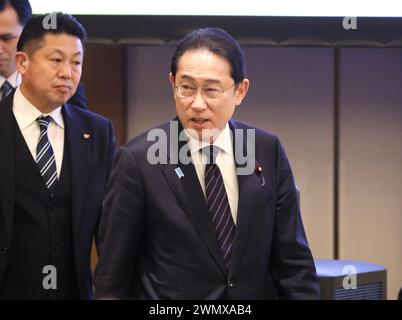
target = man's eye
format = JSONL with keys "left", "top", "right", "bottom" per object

{"left": 205, "top": 87, "right": 219, "bottom": 92}
{"left": 51, "top": 58, "right": 62, "bottom": 63}
{"left": 181, "top": 84, "right": 194, "bottom": 90}
{"left": 0, "top": 35, "right": 17, "bottom": 42}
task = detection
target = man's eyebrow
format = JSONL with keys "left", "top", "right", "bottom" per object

{"left": 0, "top": 33, "right": 18, "bottom": 39}
{"left": 179, "top": 74, "right": 223, "bottom": 84}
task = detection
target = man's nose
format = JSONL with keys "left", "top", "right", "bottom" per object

{"left": 58, "top": 62, "right": 72, "bottom": 79}
{"left": 190, "top": 89, "right": 208, "bottom": 111}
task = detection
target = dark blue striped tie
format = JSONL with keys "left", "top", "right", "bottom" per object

{"left": 1, "top": 81, "right": 12, "bottom": 100}
{"left": 36, "top": 116, "right": 58, "bottom": 191}
{"left": 203, "top": 145, "right": 235, "bottom": 269}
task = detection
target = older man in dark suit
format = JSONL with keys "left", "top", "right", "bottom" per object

{"left": 95, "top": 28, "right": 319, "bottom": 299}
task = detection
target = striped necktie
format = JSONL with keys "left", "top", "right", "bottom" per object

{"left": 1, "top": 81, "right": 13, "bottom": 100}
{"left": 36, "top": 116, "right": 58, "bottom": 191}
{"left": 203, "top": 145, "right": 235, "bottom": 269}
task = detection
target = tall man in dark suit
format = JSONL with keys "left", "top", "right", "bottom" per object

{"left": 95, "top": 28, "right": 319, "bottom": 299}
{"left": 0, "top": 0, "right": 88, "bottom": 109}
{"left": 0, "top": 12, "right": 116, "bottom": 299}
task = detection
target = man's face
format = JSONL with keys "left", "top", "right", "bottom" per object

{"left": 0, "top": 5, "right": 23, "bottom": 78}
{"left": 17, "top": 33, "right": 83, "bottom": 112}
{"left": 170, "top": 49, "right": 249, "bottom": 141}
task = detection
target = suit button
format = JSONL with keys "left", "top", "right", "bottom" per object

{"left": 48, "top": 204, "right": 55, "bottom": 212}
{"left": 1, "top": 247, "right": 8, "bottom": 255}
{"left": 227, "top": 280, "right": 234, "bottom": 287}
{"left": 53, "top": 244, "right": 60, "bottom": 251}
{"left": 53, "top": 225, "right": 59, "bottom": 231}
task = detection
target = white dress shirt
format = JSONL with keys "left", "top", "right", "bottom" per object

{"left": 186, "top": 123, "right": 239, "bottom": 224}
{"left": 12, "top": 87, "right": 64, "bottom": 178}
{"left": 0, "top": 71, "right": 20, "bottom": 99}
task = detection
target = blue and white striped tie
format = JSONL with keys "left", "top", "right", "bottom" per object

{"left": 36, "top": 116, "right": 58, "bottom": 191}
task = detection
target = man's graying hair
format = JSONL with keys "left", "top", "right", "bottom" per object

{"left": 171, "top": 28, "right": 246, "bottom": 84}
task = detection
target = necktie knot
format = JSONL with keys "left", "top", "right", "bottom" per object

{"left": 36, "top": 115, "right": 57, "bottom": 191}
{"left": 1, "top": 81, "right": 13, "bottom": 100}
{"left": 37, "top": 116, "right": 52, "bottom": 132}
{"left": 202, "top": 145, "right": 220, "bottom": 165}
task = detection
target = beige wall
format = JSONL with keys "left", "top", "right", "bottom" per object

{"left": 126, "top": 45, "right": 402, "bottom": 299}
{"left": 339, "top": 48, "right": 402, "bottom": 300}
{"left": 127, "top": 46, "right": 176, "bottom": 137}
{"left": 235, "top": 48, "right": 335, "bottom": 261}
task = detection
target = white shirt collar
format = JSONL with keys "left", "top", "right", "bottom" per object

{"left": 186, "top": 122, "right": 233, "bottom": 156}
{"left": 13, "top": 87, "right": 64, "bottom": 130}
{"left": 0, "top": 70, "right": 20, "bottom": 88}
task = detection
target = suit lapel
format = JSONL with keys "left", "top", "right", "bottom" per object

{"left": 161, "top": 119, "right": 228, "bottom": 276}
{"left": 229, "top": 121, "right": 267, "bottom": 275}
{"left": 62, "top": 105, "right": 90, "bottom": 241}
{"left": 0, "top": 92, "right": 16, "bottom": 240}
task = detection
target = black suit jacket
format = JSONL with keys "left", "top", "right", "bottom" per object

{"left": 95, "top": 119, "right": 320, "bottom": 299}
{"left": 0, "top": 91, "right": 117, "bottom": 299}
{"left": 68, "top": 82, "right": 88, "bottom": 110}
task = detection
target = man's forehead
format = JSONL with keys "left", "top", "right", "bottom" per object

{"left": 25, "top": 36, "right": 83, "bottom": 59}
{"left": 48, "top": 48, "right": 83, "bottom": 56}
{"left": 42, "top": 33, "right": 81, "bottom": 43}
{"left": 0, "top": 5, "right": 22, "bottom": 29}
{"left": 0, "top": 22, "right": 23, "bottom": 35}
{"left": 40, "top": 34, "right": 83, "bottom": 51}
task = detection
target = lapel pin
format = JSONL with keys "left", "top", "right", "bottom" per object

{"left": 175, "top": 167, "right": 184, "bottom": 179}
{"left": 255, "top": 164, "right": 265, "bottom": 187}
{"left": 83, "top": 133, "right": 90, "bottom": 139}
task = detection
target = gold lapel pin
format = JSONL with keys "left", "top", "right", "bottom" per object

{"left": 83, "top": 133, "right": 90, "bottom": 139}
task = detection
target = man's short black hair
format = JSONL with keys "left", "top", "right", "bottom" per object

{"left": 171, "top": 28, "right": 246, "bottom": 84}
{"left": 0, "top": 0, "right": 32, "bottom": 26}
{"left": 17, "top": 12, "right": 87, "bottom": 52}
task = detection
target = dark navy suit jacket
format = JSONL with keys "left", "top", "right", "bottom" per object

{"left": 68, "top": 82, "right": 89, "bottom": 110}
{"left": 0, "top": 90, "right": 116, "bottom": 299}
{"left": 95, "top": 118, "right": 320, "bottom": 299}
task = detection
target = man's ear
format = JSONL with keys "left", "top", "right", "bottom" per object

{"left": 169, "top": 72, "right": 175, "bottom": 85}
{"left": 169, "top": 72, "right": 176, "bottom": 97}
{"left": 235, "top": 78, "right": 250, "bottom": 106}
{"left": 15, "top": 52, "right": 29, "bottom": 75}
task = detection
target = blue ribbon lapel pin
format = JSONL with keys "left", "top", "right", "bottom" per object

{"left": 175, "top": 167, "right": 184, "bottom": 179}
